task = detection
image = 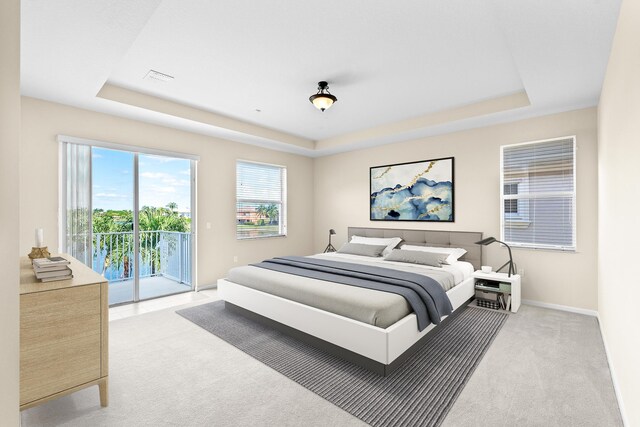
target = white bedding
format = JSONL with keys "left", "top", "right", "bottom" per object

{"left": 225, "top": 252, "right": 473, "bottom": 328}
{"left": 311, "top": 252, "right": 474, "bottom": 286}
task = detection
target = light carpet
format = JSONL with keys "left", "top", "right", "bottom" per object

{"left": 177, "top": 301, "right": 508, "bottom": 427}
{"left": 20, "top": 300, "right": 623, "bottom": 426}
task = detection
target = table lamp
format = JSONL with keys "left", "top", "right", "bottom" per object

{"left": 475, "top": 237, "right": 516, "bottom": 277}
{"left": 324, "top": 229, "right": 337, "bottom": 253}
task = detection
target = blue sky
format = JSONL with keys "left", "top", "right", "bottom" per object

{"left": 92, "top": 147, "right": 191, "bottom": 212}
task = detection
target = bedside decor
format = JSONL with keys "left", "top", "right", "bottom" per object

{"left": 323, "top": 229, "right": 337, "bottom": 253}
{"left": 28, "top": 247, "right": 51, "bottom": 261}
{"left": 32, "top": 256, "right": 73, "bottom": 282}
{"left": 28, "top": 228, "right": 51, "bottom": 260}
{"left": 475, "top": 236, "right": 516, "bottom": 277}
{"left": 370, "top": 157, "right": 454, "bottom": 222}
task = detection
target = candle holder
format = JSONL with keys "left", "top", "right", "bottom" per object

{"left": 28, "top": 247, "right": 51, "bottom": 262}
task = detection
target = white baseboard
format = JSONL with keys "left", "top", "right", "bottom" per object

{"left": 597, "top": 314, "right": 629, "bottom": 427}
{"left": 196, "top": 283, "right": 217, "bottom": 291}
{"left": 521, "top": 299, "right": 598, "bottom": 317}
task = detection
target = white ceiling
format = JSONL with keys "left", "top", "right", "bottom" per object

{"left": 21, "top": 0, "right": 621, "bottom": 157}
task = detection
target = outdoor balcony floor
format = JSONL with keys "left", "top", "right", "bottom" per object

{"left": 109, "top": 276, "right": 192, "bottom": 305}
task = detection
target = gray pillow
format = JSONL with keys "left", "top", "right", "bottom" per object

{"left": 384, "top": 249, "right": 448, "bottom": 267}
{"left": 337, "top": 243, "right": 387, "bottom": 257}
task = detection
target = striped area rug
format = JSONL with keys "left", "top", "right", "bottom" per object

{"left": 177, "top": 301, "right": 508, "bottom": 427}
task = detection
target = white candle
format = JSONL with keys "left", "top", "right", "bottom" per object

{"left": 35, "top": 228, "right": 44, "bottom": 248}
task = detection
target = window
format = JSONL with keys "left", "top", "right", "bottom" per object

{"left": 501, "top": 136, "right": 576, "bottom": 251}
{"left": 236, "top": 160, "right": 287, "bottom": 239}
{"left": 503, "top": 183, "right": 519, "bottom": 214}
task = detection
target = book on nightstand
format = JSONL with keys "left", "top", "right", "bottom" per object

{"left": 39, "top": 274, "right": 74, "bottom": 282}
{"left": 34, "top": 266, "right": 72, "bottom": 279}
{"left": 33, "top": 256, "right": 70, "bottom": 269}
{"left": 32, "top": 257, "right": 73, "bottom": 282}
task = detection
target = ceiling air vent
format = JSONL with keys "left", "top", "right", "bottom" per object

{"left": 144, "top": 70, "right": 174, "bottom": 82}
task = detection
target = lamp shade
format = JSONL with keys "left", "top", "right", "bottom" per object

{"left": 310, "top": 94, "right": 336, "bottom": 111}
{"left": 475, "top": 237, "right": 497, "bottom": 245}
{"left": 329, "top": 229, "right": 336, "bottom": 235}
{"left": 474, "top": 236, "right": 515, "bottom": 277}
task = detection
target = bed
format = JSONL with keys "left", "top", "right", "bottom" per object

{"left": 218, "top": 227, "right": 482, "bottom": 375}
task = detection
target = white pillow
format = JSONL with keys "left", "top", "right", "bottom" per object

{"left": 400, "top": 244, "right": 467, "bottom": 265}
{"left": 350, "top": 236, "right": 403, "bottom": 257}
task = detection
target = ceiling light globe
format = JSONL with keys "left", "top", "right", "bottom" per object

{"left": 311, "top": 95, "right": 336, "bottom": 111}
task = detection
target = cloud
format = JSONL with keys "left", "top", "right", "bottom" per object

{"left": 144, "top": 155, "right": 182, "bottom": 164}
{"left": 140, "top": 172, "right": 189, "bottom": 187}
{"left": 95, "top": 192, "right": 128, "bottom": 199}
{"left": 140, "top": 172, "right": 165, "bottom": 179}
{"left": 157, "top": 186, "right": 176, "bottom": 193}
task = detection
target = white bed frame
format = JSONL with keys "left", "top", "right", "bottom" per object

{"left": 218, "top": 228, "right": 483, "bottom": 375}
{"left": 218, "top": 277, "right": 473, "bottom": 364}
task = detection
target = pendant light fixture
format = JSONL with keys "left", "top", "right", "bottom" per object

{"left": 309, "top": 81, "right": 337, "bottom": 111}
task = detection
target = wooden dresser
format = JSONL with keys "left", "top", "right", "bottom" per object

{"left": 20, "top": 254, "right": 108, "bottom": 410}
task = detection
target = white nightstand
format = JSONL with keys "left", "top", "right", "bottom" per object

{"left": 472, "top": 271, "right": 521, "bottom": 313}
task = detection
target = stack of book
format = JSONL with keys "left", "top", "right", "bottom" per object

{"left": 33, "top": 256, "right": 73, "bottom": 282}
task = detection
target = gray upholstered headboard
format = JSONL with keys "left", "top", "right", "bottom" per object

{"left": 348, "top": 227, "right": 483, "bottom": 270}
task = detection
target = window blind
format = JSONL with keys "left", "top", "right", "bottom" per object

{"left": 64, "top": 143, "right": 93, "bottom": 265}
{"left": 501, "top": 137, "right": 575, "bottom": 250}
{"left": 236, "top": 161, "right": 287, "bottom": 239}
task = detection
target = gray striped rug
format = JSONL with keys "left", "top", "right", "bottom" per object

{"left": 177, "top": 301, "right": 508, "bottom": 427}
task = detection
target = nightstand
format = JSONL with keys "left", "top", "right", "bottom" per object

{"left": 472, "top": 271, "right": 521, "bottom": 313}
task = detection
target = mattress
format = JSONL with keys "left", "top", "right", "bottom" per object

{"left": 226, "top": 253, "right": 474, "bottom": 329}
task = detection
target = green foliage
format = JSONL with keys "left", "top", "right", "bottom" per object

{"left": 139, "top": 206, "right": 190, "bottom": 233}
{"left": 256, "top": 203, "right": 279, "bottom": 225}
{"left": 92, "top": 203, "right": 190, "bottom": 233}
{"left": 93, "top": 209, "right": 133, "bottom": 233}
{"left": 93, "top": 203, "right": 190, "bottom": 278}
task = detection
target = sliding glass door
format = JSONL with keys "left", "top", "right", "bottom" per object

{"left": 61, "top": 139, "right": 196, "bottom": 306}
{"left": 137, "top": 153, "right": 193, "bottom": 301}
{"left": 92, "top": 147, "right": 135, "bottom": 304}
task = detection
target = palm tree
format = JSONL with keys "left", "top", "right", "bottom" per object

{"left": 93, "top": 204, "right": 189, "bottom": 278}
{"left": 256, "top": 205, "right": 269, "bottom": 225}
{"left": 138, "top": 205, "right": 190, "bottom": 275}
{"left": 266, "top": 204, "right": 279, "bottom": 225}
{"left": 93, "top": 209, "right": 133, "bottom": 278}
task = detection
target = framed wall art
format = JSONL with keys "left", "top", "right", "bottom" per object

{"left": 370, "top": 157, "right": 454, "bottom": 222}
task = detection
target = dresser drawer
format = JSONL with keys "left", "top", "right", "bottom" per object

{"left": 20, "top": 284, "right": 102, "bottom": 406}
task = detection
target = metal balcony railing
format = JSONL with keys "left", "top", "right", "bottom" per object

{"left": 92, "top": 230, "right": 192, "bottom": 285}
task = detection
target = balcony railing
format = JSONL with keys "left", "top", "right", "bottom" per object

{"left": 92, "top": 230, "right": 192, "bottom": 285}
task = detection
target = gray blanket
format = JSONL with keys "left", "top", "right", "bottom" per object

{"left": 252, "top": 256, "right": 453, "bottom": 331}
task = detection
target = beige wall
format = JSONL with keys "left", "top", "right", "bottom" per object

{"left": 0, "top": 0, "right": 21, "bottom": 423}
{"left": 20, "top": 97, "right": 314, "bottom": 287}
{"left": 314, "top": 108, "right": 598, "bottom": 310}
{"left": 598, "top": 0, "right": 640, "bottom": 424}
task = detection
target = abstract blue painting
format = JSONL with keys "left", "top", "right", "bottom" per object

{"left": 370, "top": 157, "right": 454, "bottom": 222}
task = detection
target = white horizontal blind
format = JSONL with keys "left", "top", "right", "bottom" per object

{"left": 236, "top": 160, "right": 287, "bottom": 239}
{"left": 501, "top": 137, "right": 576, "bottom": 250}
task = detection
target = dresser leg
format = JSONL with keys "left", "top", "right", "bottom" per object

{"left": 99, "top": 378, "right": 108, "bottom": 407}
